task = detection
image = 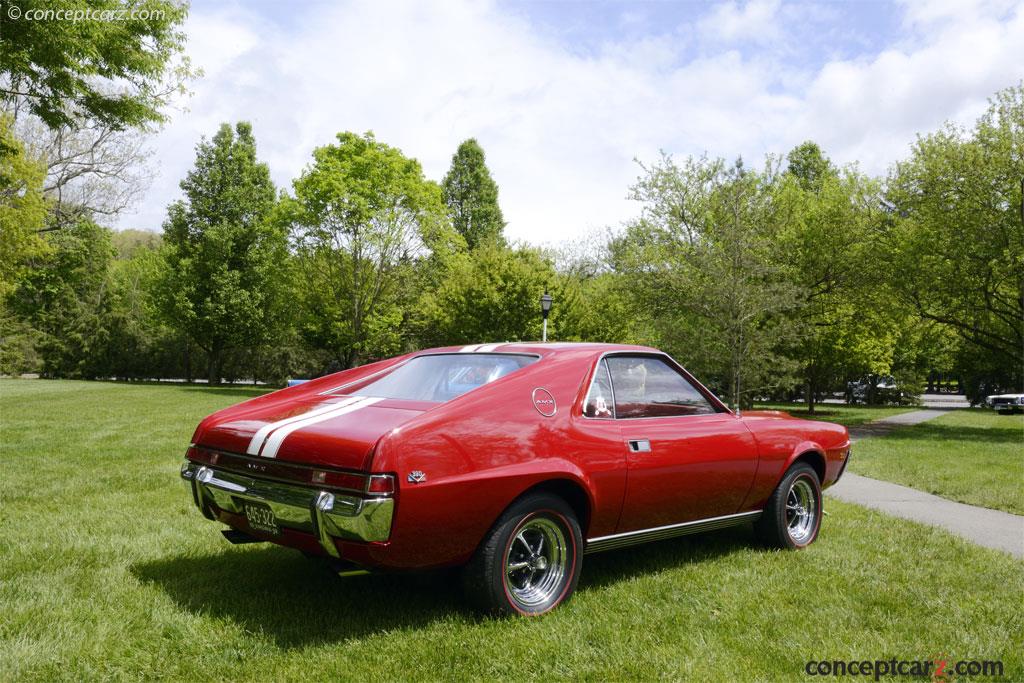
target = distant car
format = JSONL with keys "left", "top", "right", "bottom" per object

{"left": 181, "top": 343, "right": 851, "bottom": 615}
{"left": 845, "top": 375, "right": 907, "bottom": 405}
{"left": 985, "top": 393, "right": 1024, "bottom": 414}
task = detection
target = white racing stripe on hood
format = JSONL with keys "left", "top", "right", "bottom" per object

{"left": 245, "top": 397, "right": 362, "bottom": 455}
{"left": 259, "top": 396, "right": 385, "bottom": 459}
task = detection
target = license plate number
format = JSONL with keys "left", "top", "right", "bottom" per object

{"left": 243, "top": 501, "right": 279, "bottom": 536}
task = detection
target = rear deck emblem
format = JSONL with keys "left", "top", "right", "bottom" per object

{"left": 408, "top": 470, "right": 427, "bottom": 483}
{"left": 532, "top": 388, "right": 557, "bottom": 417}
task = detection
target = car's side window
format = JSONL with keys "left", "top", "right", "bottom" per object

{"left": 606, "top": 356, "right": 717, "bottom": 419}
{"left": 583, "top": 360, "right": 615, "bottom": 419}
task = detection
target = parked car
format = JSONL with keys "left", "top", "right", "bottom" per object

{"left": 181, "top": 343, "right": 851, "bottom": 615}
{"left": 845, "top": 374, "right": 908, "bottom": 405}
{"left": 985, "top": 393, "right": 1024, "bottom": 414}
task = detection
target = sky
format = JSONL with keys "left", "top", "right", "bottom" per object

{"left": 117, "top": 0, "right": 1024, "bottom": 246}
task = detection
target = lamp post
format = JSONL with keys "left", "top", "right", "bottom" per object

{"left": 540, "top": 290, "right": 553, "bottom": 342}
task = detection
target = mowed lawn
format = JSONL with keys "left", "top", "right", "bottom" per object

{"left": 1, "top": 380, "right": 1022, "bottom": 681}
{"left": 755, "top": 402, "right": 915, "bottom": 427}
{"left": 850, "top": 409, "right": 1024, "bottom": 515}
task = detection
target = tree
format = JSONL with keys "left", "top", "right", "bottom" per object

{"left": 9, "top": 219, "right": 116, "bottom": 378}
{"left": 885, "top": 83, "right": 1024, "bottom": 394}
{"left": 418, "top": 242, "right": 556, "bottom": 345}
{"left": 0, "top": 0, "right": 192, "bottom": 131}
{"left": 285, "top": 131, "right": 457, "bottom": 367}
{"left": 0, "top": 114, "right": 48, "bottom": 299}
{"left": 442, "top": 138, "right": 506, "bottom": 249}
{"left": 612, "top": 154, "right": 802, "bottom": 408}
{"left": 158, "top": 122, "right": 289, "bottom": 384}
{"left": 14, "top": 115, "right": 154, "bottom": 227}
{"left": 777, "top": 144, "right": 896, "bottom": 412}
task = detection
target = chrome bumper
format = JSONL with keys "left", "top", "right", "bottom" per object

{"left": 180, "top": 460, "right": 393, "bottom": 558}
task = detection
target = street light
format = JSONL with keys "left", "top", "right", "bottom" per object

{"left": 540, "top": 289, "right": 553, "bottom": 342}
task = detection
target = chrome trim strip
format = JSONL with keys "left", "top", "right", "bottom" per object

{"left": 585, "top": 510, "right": 761, "bottom": 554}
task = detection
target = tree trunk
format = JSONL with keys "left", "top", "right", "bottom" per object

{"left": 184, "top": 339, "right": 192, "bottom": 383}
{"left": 208, "top": 347, "right": 222, "bottom": 386}
{"left": 806, "top": 379, "right": 815, "bottom": 414}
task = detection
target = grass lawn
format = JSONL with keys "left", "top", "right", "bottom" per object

{"left": 755, "top": 402, "right": 916, "bottom": 427}
{"left": 850, "top": 409, "right": 1024, "bottom": 515}
{"left": 2, "top": 380, "right": 1022, "bottom": 681}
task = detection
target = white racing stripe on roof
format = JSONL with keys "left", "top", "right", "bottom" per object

{"left": 459, "top": 344, "right": 483, "bottom": 352}
{"left": 259, "top": 396, "right": 384, "bottom": 459}
{"left": 475, "top": 343, "right": 503, "bottom": 352}
{"left": 245, "top": 397, "right": 362, "bottom": 456}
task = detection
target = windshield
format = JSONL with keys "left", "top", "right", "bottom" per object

{"left": 354, "top": 353, "right": 537, "bottom": 402}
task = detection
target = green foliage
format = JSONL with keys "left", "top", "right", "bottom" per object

{"left": 442, "top": 138, "right": 506, "bottom": 249}
{"left": 612, "top": 155, "right": 802, "bottom": 407}
{"left": 0, "top": 114, "right": 48, "bottom": 299}
{"left": 885, "top": 84, "right": 1024, "bottom": 395}
{"left": 776, "top": 147, "right": 898, "bottom": 410}
{"left": 158, "top": 122, "right": 290, "bottom": 383}
{"left": 0, "top": 0, "right": 193, "bottom": 131}
{"left": 418, "top": 242, "right": 555, "bottom": 345}
{"left": 9, "top": 219, "right": 116, "bottom": 378}
{"left": 285, "top": 131, "right": 457, "bottom": 366}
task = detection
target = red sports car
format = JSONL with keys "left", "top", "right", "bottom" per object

{"left": 181, "top": 343, "right": 851, "bottom": 615}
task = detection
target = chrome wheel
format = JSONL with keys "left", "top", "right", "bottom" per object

{"left": 503, "top": 516, "right": 568, "bottom": 610}
{"left": 785, "top": 478, "right": 817, "bottom": 544}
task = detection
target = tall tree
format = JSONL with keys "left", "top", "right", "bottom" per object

{"left": 778, "top": 143, "right": 895, "bottom": 412}
{"left": 9, "top": 219, "right": 116, "bottom": 378}
{"left": 285, "top": 131, "right": 457, "bottom": 368}
{"left": 0, "top": 114, "right": 48, "bottom": 299}
{"left": 612, "top": 154, "right": 801, "bottom": 408}
{"left": 157, "top": 122, "right": 288, "bottom": 384}
{"left": 442, "top": 138, "right": 506, "bottom": 249}
{"left": 885, "top": 83, "right": 1024, "bottom": 395}
{"left": 0, "top": 0, "right": 192, "bottom": 131}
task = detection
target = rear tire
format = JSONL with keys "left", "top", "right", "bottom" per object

{"left": 755, "top": 462, "right": 822, "bottom": 549}
{"left": 462, "top": 492, "right": 582, "bottom": 616}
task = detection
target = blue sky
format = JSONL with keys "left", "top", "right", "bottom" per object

{"left": 121, "top": 0, "right": 1024, "bottom": 246}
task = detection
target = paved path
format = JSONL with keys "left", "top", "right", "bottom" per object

{"left": 826, "top": 410, "right": 1024, "bottom": 559}
{"left": 847, "top": 409, "right": 948, "bottom": 440}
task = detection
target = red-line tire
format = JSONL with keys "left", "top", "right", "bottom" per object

{"left": 754, "top": 462, "right": 822, "bottom": 549}
{"left": 463, "top": 492, "right": 582, "bottom": 616}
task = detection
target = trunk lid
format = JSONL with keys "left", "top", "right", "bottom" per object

{"left": 194, "top": 394, "right": 433, "bottom": 470}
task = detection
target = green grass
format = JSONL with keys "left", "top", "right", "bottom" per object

{"left": 2, "top": 380, "right": 1022, "bottom": 681}
{"left": 850, "top": 409, "right": 1024, "bottom": 515}
{"left": 755, "top": 402, "right": 916, "bottom": 427}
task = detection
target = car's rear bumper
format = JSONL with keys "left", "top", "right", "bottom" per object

{"left": 180, "top": 460, "right": 394, "bottom": 558}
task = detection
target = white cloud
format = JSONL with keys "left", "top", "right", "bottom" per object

{"left": 117, "top": 0, "right": 1024, "bottom": 248}
{"left": 696, "top": 0, "right": 783, "bottom": 45}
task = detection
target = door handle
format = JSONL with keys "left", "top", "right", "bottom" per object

{"left": 628, "top": 439, "right": 651, "bottom": 453}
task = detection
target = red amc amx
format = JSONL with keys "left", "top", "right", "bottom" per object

{"left": 181, "top": 343, "right": 851, "bottom": 615}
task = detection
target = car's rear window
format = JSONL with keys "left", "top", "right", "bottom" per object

{"left": 354, "top": 353, "right": 537, "bottom": 402}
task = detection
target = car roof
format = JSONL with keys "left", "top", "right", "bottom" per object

{"left": 415, "top": 342, "right": 661, "bottom": 358}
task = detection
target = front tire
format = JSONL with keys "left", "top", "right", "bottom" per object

{"left": 755, "top": 462, "right": 822, "bottom": 549}
{"left": 463, "top": 492, "right": 582, "bottom": 616}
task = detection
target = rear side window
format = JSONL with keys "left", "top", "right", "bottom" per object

{"left": 583, "top": 360, "right": 615, "bottom": 419}
{"left": 606, "top": 356, "right": 717, "bottom": 418}
{"left": 354, "top": 353, "right": 537, "bottom": 402}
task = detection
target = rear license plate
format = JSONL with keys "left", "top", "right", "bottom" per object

{"left": 242, "top": 501, "right": 280, "bottom": 536}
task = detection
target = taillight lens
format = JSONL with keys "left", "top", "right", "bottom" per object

{"left": 366, "top": 474, "right": 396, "bottom": 495}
